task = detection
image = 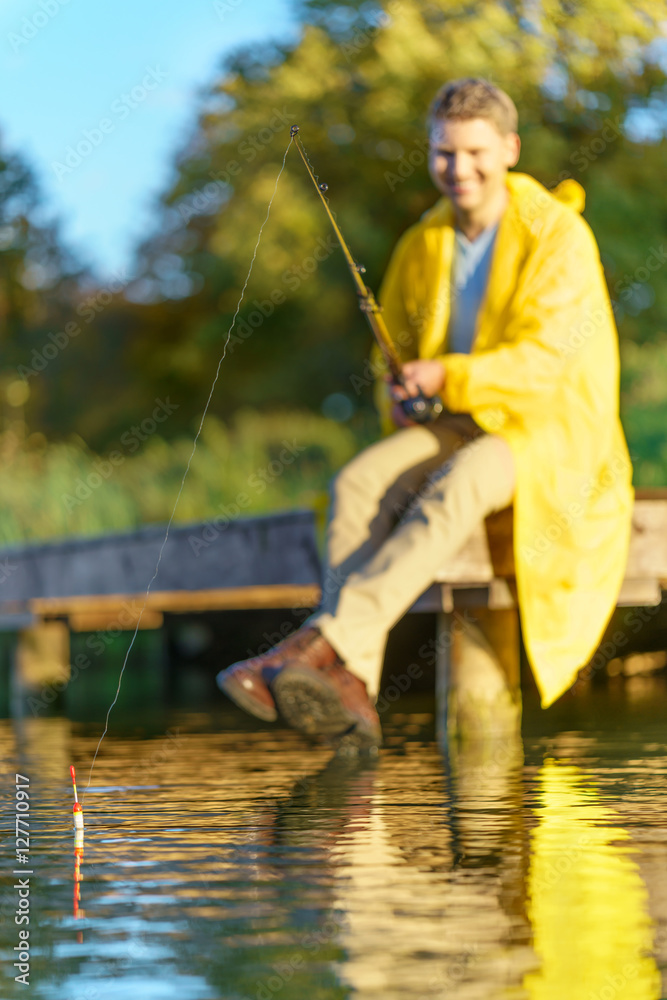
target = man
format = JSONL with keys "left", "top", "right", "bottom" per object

{"left": 216, "top": 78, "right": 634, "bottom": 746}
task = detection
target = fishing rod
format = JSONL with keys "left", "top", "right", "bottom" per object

{"left": 290, "top": 125, "right": 443, "bottom": 424}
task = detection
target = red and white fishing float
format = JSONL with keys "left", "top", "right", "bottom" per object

{"left": 70, "top": 765, "right": 84, "bottom": 831}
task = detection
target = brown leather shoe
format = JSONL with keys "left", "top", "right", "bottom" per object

{"left": 269, "top": 632, "right": 382, "bottom": 748}
{"left": 216, "top": 628, "right": 323, "bottom": 722}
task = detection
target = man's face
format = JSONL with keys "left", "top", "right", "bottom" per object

{"left": 428, "top": 117, "right": 520, "bottom": 213}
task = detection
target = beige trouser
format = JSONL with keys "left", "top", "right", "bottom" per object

{"left": 308, "top": 418, "right": 516, "bottom": 697}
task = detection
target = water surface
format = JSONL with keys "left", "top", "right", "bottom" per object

{"left": 1, "top": 681, "right": 666, "bottom": 999}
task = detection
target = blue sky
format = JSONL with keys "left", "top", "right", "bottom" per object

{"left": 0, "top": 0, "right": 299, "bottom": 279}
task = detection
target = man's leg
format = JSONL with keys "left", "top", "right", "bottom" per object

{"left": 308, "top": 433, "right": 516, "bottom": 697}
{"left": 317, "top": 421, "right": 475, "bottom": 615}
{"left": 217, "top": 422, "right": 471, "bottom": 723}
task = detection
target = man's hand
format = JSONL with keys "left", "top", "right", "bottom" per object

{"left": 387, "top": 359, "right": 446, "bottom": 427}
{"left": 391, "top": 359, "right": 445, "bottom": 400}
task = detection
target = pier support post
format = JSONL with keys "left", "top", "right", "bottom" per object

{"left": 11, "top": 620, "right": 71, "bottom": 712}
{"left": 436, "top": 607, "right": 521, "bottom": 744}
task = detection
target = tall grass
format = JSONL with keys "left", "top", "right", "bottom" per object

{"left": 0, "top": 410, "right": 371, "bottom": 546}
{"left": 3, "top": 375, "right": 663, "bottom": 550}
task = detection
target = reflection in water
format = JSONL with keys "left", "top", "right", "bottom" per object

{"left": 73, "top": 827, "right": 84, "bottom": 941}
{"left": 324, "top": 738, "right": 535, "bottom": 998}
{"left": 523, "top": 760, "right": 661, "bottom": 1000}
{"left": 0, "top": 694, "right": 665, "bottom": 999}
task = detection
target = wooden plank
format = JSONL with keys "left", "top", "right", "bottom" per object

{"left": 1, "top": 498, "right": 663, "bottom": 632}
{"left": 616, "top": 579, "right": 662, "bottom": 607}
{"left": 31, "top": 583, "right": 322, "bottom": 622}
{"left": 414, "top": 576, "right": 661, "bottom": 613}
{"left": 0, "top": 509, "right": 321, "bottom": 603}
{"left": 432, "top": 508, "right": 514, "bottom": 583}
{"left": 626, "top": 500, "right": 667, "bottom": 579}
{"left": 68, "top": 610, "right": 164, "bottom": 632}
{"left": 433, "top": 499, "right": 667, "bottom": 584}
{"left": 411, "top": 580, "right": 516, "bottom": 612}
{"left": 635, "top": 488, "right": 667, "bottom": 500}
{"left": 422, "top": 505, "right": 513, "bottom": 586}
{"left": 411, "top": 584, "right": 453, "bottom": 613}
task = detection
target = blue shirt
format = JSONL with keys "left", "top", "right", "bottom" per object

{"left": 447, "top": 222, "right": 499, "bottom": 354}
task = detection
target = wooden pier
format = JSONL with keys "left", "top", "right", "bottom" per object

{"left": 1, "top": 494, "right": 666, "bottom": 732}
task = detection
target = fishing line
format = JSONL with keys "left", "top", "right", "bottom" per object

{"left": 83, "top": 134, "right": 295, "bottom": 799}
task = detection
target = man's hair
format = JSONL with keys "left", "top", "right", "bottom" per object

{"left": 429, "top": 78, "right": 518, "bottom": 136}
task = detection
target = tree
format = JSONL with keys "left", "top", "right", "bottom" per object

{"left": 82, "top": 2, "right": 667, "bottom": 482}
{"left": 0, "top": 141, "right": 88, "bottom": 440}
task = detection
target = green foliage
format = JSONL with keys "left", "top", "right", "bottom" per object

{"left": 2, "top": 0, "right": 667, "bottom": 544}
{"left": 0, "top": 143, "right": 147, "bottom": 448}
{"left": 118, "top": 0, "right": 667, "bottom": 483}
{"left": 0, "top": 412, "right": 365, "bottom": 545}
{"left": 621, "top": 337, "right": 667, "bottom": 485}
{"left": 0, "top": 144, "right": 88, "bottom": 435}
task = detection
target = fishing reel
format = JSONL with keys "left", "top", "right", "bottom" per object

{"left": 392, "top": 377, "right": 444, "bottom": 424}
{"left": 400, "top": 390, "right": 444, "bottom": 424}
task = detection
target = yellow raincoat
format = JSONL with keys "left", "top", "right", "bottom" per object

{"left": 375, "top": 171, "right": 634, "bottom": 708}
